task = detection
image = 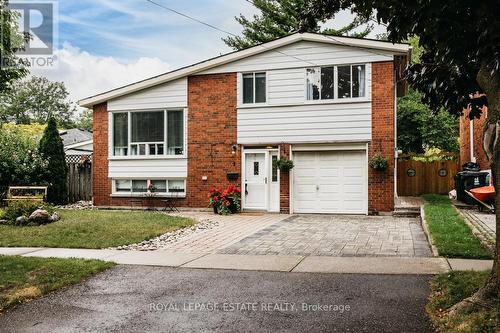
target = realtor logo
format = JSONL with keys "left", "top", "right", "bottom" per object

{"left": 1, "top": 0, "right": 58, "bottom": 68}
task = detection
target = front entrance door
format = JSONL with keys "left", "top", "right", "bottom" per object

{"left": 244, "top": 153, "right": 266, "bottom": 209}
{"left": 244, "top": 150, "right": 280, "bottom": 212}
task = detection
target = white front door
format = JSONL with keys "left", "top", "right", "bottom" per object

{"left": 244, "top": 150, "right": 280, "bottom": 211}
{"left": 244, "top": 153, "right": 266, "bottom": 209}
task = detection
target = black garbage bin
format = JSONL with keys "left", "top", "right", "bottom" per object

{"left": 454, "top": 171, "right": 489, "bottom": 204}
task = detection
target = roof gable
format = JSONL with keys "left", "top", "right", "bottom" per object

{"left": 79, "top": 33, "right": 410, "bottom": 108}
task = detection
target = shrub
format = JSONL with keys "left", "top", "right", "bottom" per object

{"left": 3, "top": 201, "right": 55, "bottom": 226}
{"left": 39, "top": 117, "right": 68, "bottom": 204}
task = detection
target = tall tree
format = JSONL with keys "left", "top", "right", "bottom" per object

{"left": 0, "top": 0, "right": 29, "bottom": 94}
{"left": 397, "top": 89, "right": 459, "bottom": 153}
{"left": 302, "top": 0, "right": 500, "bottom": 310}
{"left": 39, "top": 117, "right": 68, "bottom": 204}
{"left": 75, "top": 108, "right": 93, "bottom": 131}
{"left": 0, "top": 76, "right": 77, "bottom": 127}
{"left": 223, "top": 0, "right": 373, "bottom": 50}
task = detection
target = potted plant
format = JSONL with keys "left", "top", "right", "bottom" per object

{"left": 369, "top": 154, "right": 389, "bottom": 171}
{"left": 208, "top": 186, "right": 241, "bottom": 215}
{"left": 275, "top": 158, "right": 294, "bottom": 172}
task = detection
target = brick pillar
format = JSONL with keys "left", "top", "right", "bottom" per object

{"left": 92, "top": 102, "right": 111, "bottom": 206}
{"left": 279, "top": 144, "right": 291, "bottom": 214}
{"left": 187, "top": 73, "right": 240, "bottom": 208}
{"left": 369, "top": 62, "right": 395, "bottom": 212}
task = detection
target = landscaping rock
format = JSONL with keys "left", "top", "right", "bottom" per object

{"left": 15, "top": 216, "right": 28, "bottom": 226}
{"left": 56, "top": 201, "right": 94, "bottom": 210}
{"left": 111, "top": 218, "right": 220, "bottom": 251}
{"left": 28, "top": 209, "right": 51, "bottom": 225}
{"left": 0, "top": 219, "right": 9, "bottom": 225}
{"left": 50, "top": 212, "right": 60, "bottom": 222}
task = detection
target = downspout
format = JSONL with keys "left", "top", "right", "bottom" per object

{"left": 469, "top": 119, "right": 476, "bottom": 162}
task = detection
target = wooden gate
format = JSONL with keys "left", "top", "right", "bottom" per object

{"left": 397, "top": 155, "right": 459, "bottom": 196}
{"left": 66, "top": 155, "right": 92, "bottom": 203}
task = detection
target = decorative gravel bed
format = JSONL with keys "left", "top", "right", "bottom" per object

{"left": 111, "top": 218, "right": 220, "bottom": 251}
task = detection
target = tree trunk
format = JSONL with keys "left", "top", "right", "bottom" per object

{"left": 449, "top": 62, "right": 500, "bottom": 314}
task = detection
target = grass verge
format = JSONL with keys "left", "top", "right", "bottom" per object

{"left": 0, "top": 210, "right": 195, "bottom": 248}
{"left": 0, "top": 255, "right": 114, "bottom": 312}
{"left": 427, "top": 270, "right": 499, "bottom": 332}
{"left": 422, "top": 194, "right": 492, "bottom": 259}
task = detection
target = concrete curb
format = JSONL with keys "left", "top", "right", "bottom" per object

{"left": 420, "top": 205, "right": 440, "bottom": 257}
{"left": 457, "top": 208, "right": 495, "bottom": 255}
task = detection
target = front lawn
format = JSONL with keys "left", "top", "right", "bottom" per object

{"left": 0, "top": 210, "right": 195, "bottom": 249}
{"left": 422, "top": 194, "right": 492, "bottom": 259}
{"left": 427, "top": 270, "right": 499, "bottom": 332}
{"left": 0, "top": 256, "right": 114, "bottom": 312}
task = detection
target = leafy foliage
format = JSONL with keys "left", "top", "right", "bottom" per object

{"left": 223, "top": 0, "right": 373, "bottom": 50}
{"left": 368, "top": 154, "right": 389, "bottom": 171}
{"left": 275, "top": 158, "right": 295, "bottom": 171}
{"left": 397, "top": 89, "right": 459, "bottom": 153}
{"left": 0, "top": 126, "right": 48, "bottom": 199}
{"left": 301, "top": 0, "right": 499, "bottom": 116}
{"left": 208, "top": 186, "right": 241, "bottom": 215}
{"left": 75, "top": 108, "right": 93, "bottom": 131}
{"left": 0, "top": 0, "right": 29, "bottom": 94}
{"left": 0, "top": 76, "right": 77, "bottom": 127}
{"left": 39, "top": 118, "right": 68, "bottom": 204}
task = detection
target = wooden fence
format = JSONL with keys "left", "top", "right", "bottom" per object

{"left": 397, "top": 154, "right": 459, "bottom": 196}
{"left": 66, "top": 155, "right": 92, "bottom": 203}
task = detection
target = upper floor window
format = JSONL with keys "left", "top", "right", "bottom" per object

{"left": 243, "top": 72, "right": 266, "bottom": 104}
{"left": 306, "top": 64, "right": 366, "bottom": 101}
{"left": 112, "top": 109, "right": 184, "bottom": 157}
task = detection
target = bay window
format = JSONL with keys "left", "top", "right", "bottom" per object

{"left": 112, "top": 109, "right": 185, "bottom": 157}
{"left": 306, "top": 64, "right": 366, "bottom": 101}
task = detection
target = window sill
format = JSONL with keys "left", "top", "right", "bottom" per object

{"left": 110, "top": 193, "right": 186, "bottom": 198}
{"left": 109, "top": 155, "right": 187, "bottom": 161}
{"left": 237, "top": 98, "right": 371, "bottom": 109}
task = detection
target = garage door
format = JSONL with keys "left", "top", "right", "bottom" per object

{"left": 293, "top": 150, "right": 367, "bottom": 214}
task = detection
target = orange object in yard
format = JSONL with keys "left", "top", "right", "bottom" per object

{"left": 470, "top": 186, "right": 496, "bottom": 202}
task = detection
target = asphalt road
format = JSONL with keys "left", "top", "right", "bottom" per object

{"left": 0, "top": 266, "right": 433, "bottom": 333}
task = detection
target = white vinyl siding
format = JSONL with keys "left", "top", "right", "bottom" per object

{"left": 237, "top": 102, "right": 372, "bottom": 144}
{"left": 267, "top": 68, "right": 305, "bottom": 105}
{"left": 108, "top": 158, "right": 187, "bottom": 179}
{"left": 199, "top": 41, "right": 392, "bottom": 75}
{"left": 108, "top": 78, "right": 187, "bottom": 111}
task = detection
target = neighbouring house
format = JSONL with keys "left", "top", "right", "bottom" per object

{"left": 459, "top": 104, "right": 489, "bottom": 170}
{"left": 60, "top": 128, "right": 93, "bottom": 156}
{"left": 79, "top": 33, "right": 410, "bottom": 214}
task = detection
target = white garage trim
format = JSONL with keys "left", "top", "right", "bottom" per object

{"left": 290, "top": 144, "right": 369, "bottom": 215}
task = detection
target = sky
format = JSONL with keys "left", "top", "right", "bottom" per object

{"left": 29, "top": 0, "right": 386, "bottom": 107}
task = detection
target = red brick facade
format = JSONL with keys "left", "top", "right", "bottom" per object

{"left": 369, "top": 61, "right": 395, "bottom": 213}
{"left": 459, "top": 106, "right": 489, "bottom": 170}
{"left": 279, "top": 144, "right": 291, "bottom": 214}
{"left": 92, "top": 102, "right": 111, "bottom": 207}
{"left": 186, "top": 73, "right": 240, "bottom": 207}
{"left": 92, "top": 62, "right": 396, "bottom": 213}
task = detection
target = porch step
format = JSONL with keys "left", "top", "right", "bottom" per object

{"left": 393, "top": 206, "right": 421, "bottom": 218}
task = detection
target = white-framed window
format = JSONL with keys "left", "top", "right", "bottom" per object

{"left": 306, "top": 64, "right": 366, "bottom": 101}
{"left": 112, "top": 109, "right": 185, "bottom": 157}
{"left": 112, "top": 179, "right": 186, "bottom": 196}
{"left": 242, "top": 72, "right": 266, "bottom": 104}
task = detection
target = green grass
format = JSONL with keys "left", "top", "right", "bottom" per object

{"left": 427, "top": 270, "right": 499, "bottom": 333}
{"left": 423, "top": 194, "right": 493, "bottom": 259}
{"left": 0, "top": 210, "right": 195, "bottom": 248}
{"left": 0, "top": 255, "right": 114, "bottom": 312}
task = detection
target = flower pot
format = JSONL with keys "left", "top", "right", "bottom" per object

{"left": 212, "top": 205, "right": 218, "bottom": 214}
